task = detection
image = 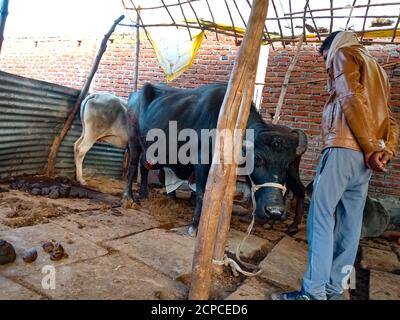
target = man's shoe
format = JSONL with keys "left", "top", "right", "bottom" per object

{"left": 271, "top": 289, "right": 314, "bottom": 300}
{"left": 326, "top": 292, "right": 344, "bottom": 300}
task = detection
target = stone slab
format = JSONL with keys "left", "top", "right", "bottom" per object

{"left": 225, "top": 277, "right": 280, "bottom": 300}
{"left": 173, "top": 227, "right": 272, "bottom": 260}
{"left": 360, "top": 246, "right": 400, "bottom": 273}
{"left": 0, "top": 275, "right": 45, "bottom": 300}
{"left": 369, "top": 270, "right": 400, "bottom": 300}
{"left": 105, "top": 228, "right": 195, "bottom": 281}
{"left": 20, "top": 253, "right": 187, "bottom": 300}
{"left": 52, "top": 208, "right": 160, "bottom": 243}
{"left": 258, "top": 236, "right": 308, "bottom": 290}
{"left": 226, "top": 229, "right": 272, "bottom": 260}
{"left": 0, "top": 223, "right": 108, "bottom": 278}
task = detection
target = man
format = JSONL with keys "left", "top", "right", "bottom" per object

{"left": 272, "top": 31, "right": 399, "bottom": 300}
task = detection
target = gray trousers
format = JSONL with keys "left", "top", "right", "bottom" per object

{"left": 302, "top": 147, "right": 372, "bottom": 299}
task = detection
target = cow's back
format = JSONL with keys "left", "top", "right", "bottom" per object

{"left": 81, "top": 93, "right": 127, "bottom": 130}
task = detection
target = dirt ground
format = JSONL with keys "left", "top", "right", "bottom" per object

{"left": 0, "top": 175, "right": 399, "bottom": 300}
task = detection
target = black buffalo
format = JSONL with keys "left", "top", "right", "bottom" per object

{"left": 123, "top": 83, "right": 307, "bottom": 236}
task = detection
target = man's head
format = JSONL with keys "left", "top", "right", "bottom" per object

{"left": 319, "top": 31, "right": 341, "bottom": 60}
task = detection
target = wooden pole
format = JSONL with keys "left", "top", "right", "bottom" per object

{"left": 271, "top": 0, "right": 285, "bottom": 47}
{"left": 285, "top": 2, "right": 400, "bottom": 16}
{"left": 46, "top": 15, "right": 125, "bottom": 177}
{"left": 0, "top": 0, "right": 9, "bottom": 54}
{"left": 212, "top": 78, "right": 255, "bottom": 275}
{"left": 189, "top": 0, "right": 269, "bottom": 300}
{"left": 133, "top": 8, "right": 140, "bottom": 92}
{"left": 272, "top": 37, "right": 303, "bottom": 124}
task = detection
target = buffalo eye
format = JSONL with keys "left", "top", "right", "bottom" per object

{"left": 255, "top": 154, "right": 263, "bottom": 167}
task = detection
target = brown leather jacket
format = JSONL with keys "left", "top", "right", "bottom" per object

{"left": 322, "top": 45, "right": 399, "bottom": 159}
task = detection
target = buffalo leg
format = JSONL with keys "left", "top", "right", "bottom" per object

{"left": 187, "top": 165, "right": 208, "bottom": 237}
{"left": 139, "top": 155, "right": 149, "bottom": 198}
{"left": 121, "top": 143, "right": 141, "bottom": 205}
{"left": 74, "top": 131, "right": 97, "bottom": 185}
{"left": 286, "top": 157, "right": 306, "bottom": 235}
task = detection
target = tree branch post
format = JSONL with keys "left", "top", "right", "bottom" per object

{"left": 46, "top": 14, "right": 125, "bottom": 177}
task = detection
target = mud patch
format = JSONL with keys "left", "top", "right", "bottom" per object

{"left": 125, "top": 189, "right": 193, "bottom": 227}
{"left": 0, "top": 196, "right": 70, "bottom": 228}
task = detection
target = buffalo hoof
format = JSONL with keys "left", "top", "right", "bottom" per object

{"left": 77, "top": 179, "right": 88, "bottom": 186}
{"left": 187, "top": 225, "right": 198, "bottom": 238}
{"left": 165, "top": 192, "right": 176, "bottom": 200}
{"left": 287, "top": 224, "right": 299, "bottom": 236}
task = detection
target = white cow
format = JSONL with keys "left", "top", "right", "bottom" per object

{"left": 74, "top": 93, "right": 128, "bottom": 185}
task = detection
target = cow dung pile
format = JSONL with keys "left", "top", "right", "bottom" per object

{"left": 7, "top": 175, "right": 119, "bottom": 206}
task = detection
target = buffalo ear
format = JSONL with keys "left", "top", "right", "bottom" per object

{"left": 292, "top": 129, "right": 308, "bottom": 156}
{"left": 259, "top": 131, "right": 287, "bottom": 152}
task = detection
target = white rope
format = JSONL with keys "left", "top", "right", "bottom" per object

{"left": 212, "top": 176, "right": 287, "bottom": 277}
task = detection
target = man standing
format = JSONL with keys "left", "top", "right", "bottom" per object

{"left": 272, "top": 31, "right": 399, "bottom": 300}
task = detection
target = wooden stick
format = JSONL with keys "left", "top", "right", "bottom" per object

{"left": 245, "top": 0, "right": 274, "bottom": 49}
{"left": 187, "top": 0, "right": 207, "bottom": 39}
{"left": 189, "top": 0, "right": 268, "bottom": 300}
{"left": 345, "top": 0, "right": 357, "bottom": 30}
{"left": 272, "top": 36, "right": 303, "bottom": 124}
{"left": 177, "top": 0, "right": 192, "bottom": 41}
{"left": 205, "top": 0, "right": 219, "bottom": 41}
{"left": 133, "top": 8, "right": 140, "bottom": 92}
{"left": 129, "top": 1, "right": 152, "bottom": 45}
{"left": 330, "top": 0, "right": 334, "bottom": 33}
{"left": 286, "top": 2, "right": 400, "bottom": 16}
{"left": 233, "top": 0, "right": 247, "bottom": 29}
{"left": 224, "top": 0, "right": 238, "bottom": 45}
{"left": 360, "top": 0, "right": 371, "bottom": 41}
{"left": 46, "top": 15, "right": 125, "bottom": 177}
{"left": 289, "top": 0, "right": 295, "bottom": 45}
{"left": 0, "top": 0, "right": 9, "bottom": 54}
{"left": 392, "top": 11, "right": 400, "bottom": 42}
{"left": 122, "top": 23, "right": 400, "bottom": 46}
{"left": 212, "top": 78, "right": 255, "bottom": 275}
{"left": 271, "top": 0, "right": 285, "bottom": 48}
{"left": 160, "top": 0, "right": 178, "bottom": 28}
{"left": 125, "top": 0, "right": 200, "bottom": 11}
{"left": 303, "top": 0, "right": 310, "bottom": 41}
{"left": 307, "top": 3, "right": 321, "bottom": 41}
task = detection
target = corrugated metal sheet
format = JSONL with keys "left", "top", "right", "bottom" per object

{"left": 0, "top": 70, "right": 125, "bottom": 179}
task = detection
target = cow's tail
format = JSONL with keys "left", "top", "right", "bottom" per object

{"left": 79, "top": 94, "right": 96, "bottom": 133}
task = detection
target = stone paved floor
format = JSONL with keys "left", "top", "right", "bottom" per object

{"left": 0, "top": 178, "right": 399, "bottom": 300}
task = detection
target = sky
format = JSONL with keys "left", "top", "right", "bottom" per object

{"left": 4, "top": 0, "right": 399, "bottom": 38}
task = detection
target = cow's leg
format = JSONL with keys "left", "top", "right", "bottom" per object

{"left": 74, "top": 132, "right": 97, "bottom": 185}
{"left": 121, "top": 142, "right": 141, "bottom": 206}
{"left": 139, "top": 155, "right": 149, "bottom": 198}
{"left": 286, "top": 157, "right": 306, "bottom": 235}
{"left": 187, "top": 165, "right": 208, "bottom": 237}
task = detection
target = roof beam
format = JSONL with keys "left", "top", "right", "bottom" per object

{"left": 360, "top": 0, "right": 371, "bottom": 41}
{"left": 271, "top": 0, "right": 285, "bottom": 47}
{"left": 223, "top": 0, "right": 239, "bottom": 45}
{"left": 285, "top": 2, "right": 400, "bottom": 16}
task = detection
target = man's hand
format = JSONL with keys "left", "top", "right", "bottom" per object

{"left": 367, "top": 151, "right": 391, "bottom": 172}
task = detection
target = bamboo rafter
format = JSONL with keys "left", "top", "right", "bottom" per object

{"left": 120, "top": 0, "right": 400, "bottom": 47}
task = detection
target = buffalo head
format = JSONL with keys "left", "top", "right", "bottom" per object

{"left": 244, "top": 128, "right": 307, "bottom": 223}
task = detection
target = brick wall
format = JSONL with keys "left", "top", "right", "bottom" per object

{"left": 262, "top": 43, "right": 400, "bottom": 198}
{"left": 0, "top": 32, "right": 399, "bottom": 198}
